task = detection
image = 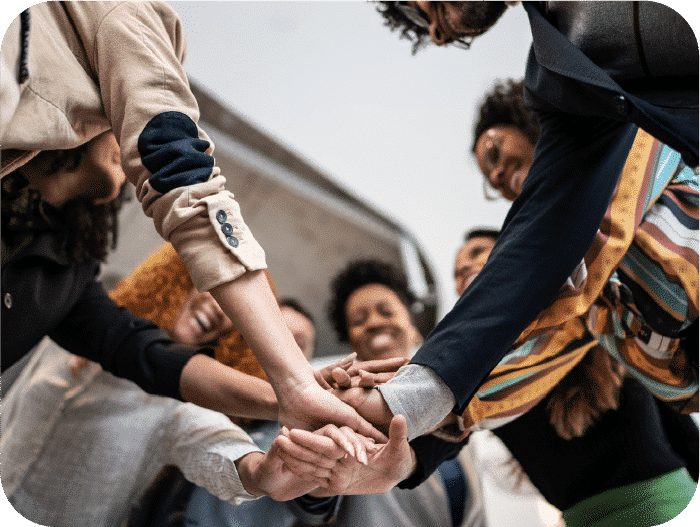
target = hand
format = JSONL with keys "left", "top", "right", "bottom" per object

{"left": 277, "top": 424, "right": 375, "bottom": 470}
{"left": 314, "top": 352, "right": 357, "bottom": 389}
{"left": 329, "top": 367, "right": 398, "bottom": 389}
{"left": 315, "top": 355, "right": 408, "bottom": 389}
{"left": 277, "top": 379, "right": 388, "bottom": 444}
{"left": 330, "top": 386, "right": 394, "bottom": 437}
{"left": 236, "top": 430, "right": 337, "bottom": 501}
{"left": 281, "top": 416, "right": 416, "bottom": 496}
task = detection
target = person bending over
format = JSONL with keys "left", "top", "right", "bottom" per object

{"left": 358, "top": 0, "right": 697, "bottom": 443}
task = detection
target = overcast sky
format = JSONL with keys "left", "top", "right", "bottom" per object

{"left": 170, "top": 0, "right": 531, "bottom": 315}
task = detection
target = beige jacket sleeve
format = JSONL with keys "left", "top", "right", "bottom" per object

{"left": 65, "top": 1, "right": 266, "bottom": 291}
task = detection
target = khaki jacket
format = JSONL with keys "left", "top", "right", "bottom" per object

{"left": 1, "top": 1, "right": 266, "bottom": 291}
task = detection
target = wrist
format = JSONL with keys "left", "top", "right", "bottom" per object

{"left": 274, "top": 364, "right": 317, "bottom": 399}
{"left": 404, "top": 447, "right": 418, "bottom": 481}
{"left": 235, "top": 452, "right": 265, "bottom": 497}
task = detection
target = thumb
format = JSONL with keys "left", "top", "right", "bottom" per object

{"left": 387, "top": 414, "right": 408, "bottom": 451}
{"left": 351, "top": 409, "right": 389, "bottom": 443}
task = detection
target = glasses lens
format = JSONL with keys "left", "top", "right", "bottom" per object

{"left": 452, "top": 37, "right": 473, "bottom": 50}
{"left": 397, "top": 3, "right": 430, "bottom": 28}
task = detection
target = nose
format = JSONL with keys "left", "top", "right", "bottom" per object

{"left": 364, "top": 309, "right": 387, "bottom": 329}
{"left": 429, "top": 22, "right": 450, "bottom": 46}
{"left": 488, "top": 166, "right": 504, "bottom": 190}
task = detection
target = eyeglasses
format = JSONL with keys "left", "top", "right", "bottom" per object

{"left": 395, "top": 2, "right": 475, "bottom": 50}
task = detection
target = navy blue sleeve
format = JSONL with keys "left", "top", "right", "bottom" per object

{"left": 49, "top": 277, "right": 214, "bottom": 400}
{"left": 287, "top": 495, "right": 340, "bottom": 526}
{"left": 138, "top": 111, "right": 214, "bottom": 194}
{"left": 411, "top": 113, "right": 638, "bottom": 413}
{"left": 397, "top": 434, "right": 470, "bottom": 489}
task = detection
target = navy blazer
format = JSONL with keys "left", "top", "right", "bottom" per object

{"left": 412, "top": 2, "right": 698, "bottom": 413}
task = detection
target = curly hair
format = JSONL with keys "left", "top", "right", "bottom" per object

{"left": 328, "top": 259, "right": 415, "bottom": 342}
{"left": 2, "top": 145, "right": 128, "bottom": 264}
{"left": 44, "top": 145, "right": 129, "bottom": 263}
{"left": 61, "top": 184, "right": 128, "bottom": 263}
{"left": 471, "top": 79, "right": 540, "bottom": 152}
{"left": 376, "top": 2, "right": 507, "bottom": 54}
{"left": 375, "top": 1, "right": 432, "bottom": 54}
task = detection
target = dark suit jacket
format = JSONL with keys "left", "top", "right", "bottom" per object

{"left": 412, "top": 0, "right": 698, "bottom": 413}
{"left": 405, "top": 1, "right": 697, "bottom": 487}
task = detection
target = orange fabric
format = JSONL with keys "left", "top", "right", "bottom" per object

{"left": 109, "top": 243, "right": 268, "bottom": 381}
{"left": 517, "top": 129, "right": 657, "bottom": 343}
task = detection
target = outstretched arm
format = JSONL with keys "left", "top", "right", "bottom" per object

{"left": 210, "top": 271, "right": 387, "bottom": 443}
{"left": 179, "top": 354, "right": 278, "bottom": 421}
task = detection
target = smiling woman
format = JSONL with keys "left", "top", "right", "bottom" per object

{"left": 170, "top": 288, "right": 235, "bottom": 347}
{"left": 328, "top": 259, "right": 422, "bottom": 361}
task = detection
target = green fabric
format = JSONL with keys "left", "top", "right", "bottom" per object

{"left": 563, "top": 469, "right": 696, "bottom": 527}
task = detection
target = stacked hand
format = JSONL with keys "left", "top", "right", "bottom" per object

{"left": 314, "top": 353, "right": 408, "bottom": 390}
{"left": 236, "top": 418, "right": 389, "bottom": 501}
{"left": 276, "top": 415, "right": 416, "bottom": 497}
{"left": 276, "top": 354, "right": 407, "bottom": 441}
{"left": 259, "top": 356, "right": 415, "bottom": 500}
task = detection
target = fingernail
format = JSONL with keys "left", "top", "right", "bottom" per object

{"left": 359, "top": 449, "right": 368, "bottom": 465}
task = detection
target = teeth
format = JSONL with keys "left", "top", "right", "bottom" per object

{"left": 370, "top": 334, "right": 393, "bottom": 348}
{"left": 194, "top": 312, "right": 211, "bottom": 331}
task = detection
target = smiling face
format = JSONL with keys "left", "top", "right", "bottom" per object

{"left": 474, "top": 124, "right": 535, "bottom": 201}
{"left": 344, "top": 283, "right": 422, "bottom": 361}
{"left": 170, "top": 288, "right": 235, "bottom": 347}
{"left": 454, "top": 235, "right": 496, "bottom": 296}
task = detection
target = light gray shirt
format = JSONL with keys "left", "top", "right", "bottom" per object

{"left": 1, "top": 338, "right": 262, "bottom": 527}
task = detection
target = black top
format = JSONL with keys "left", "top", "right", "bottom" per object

{"left": 493, "top": 378, "right": 697, "bottom": 511}
{"left": 1, "top": 175, "right": 211, "bottom": 400}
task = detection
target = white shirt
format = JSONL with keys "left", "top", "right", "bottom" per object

{"left": 1, "top": 338, "right": 262, "bottom": 527}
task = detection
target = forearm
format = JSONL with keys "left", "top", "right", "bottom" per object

{"left": 210, "top": 270, "right": 316, "bottom": 393}
{"left": 180, "top": 353, "right": 278, "bottom": 420}
{"left": 412, "top": 118, "right": 638, "bottom": 413}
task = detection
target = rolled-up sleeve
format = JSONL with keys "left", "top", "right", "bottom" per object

{"left": 163, "top": 402, "right": 263, "bottom": 504}
{"left": 69, "top": 1, "right": 266, "bottom": 291}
